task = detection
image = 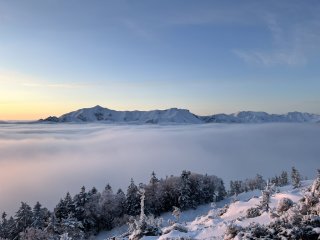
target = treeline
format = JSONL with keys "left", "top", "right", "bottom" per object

{"left": 0, "top": 171, "right": 226, "bottom": 240}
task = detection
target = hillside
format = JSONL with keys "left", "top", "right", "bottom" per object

{"left": 98, "top": 178, "right": 320, "bottom": 240}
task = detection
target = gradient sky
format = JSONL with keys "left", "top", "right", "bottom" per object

{"left": 0, "top": 0, "right": 320, "bottom": 120}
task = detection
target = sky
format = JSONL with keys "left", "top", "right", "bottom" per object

{"left": 0, "top": 0, "right": 320, "bottom": 120}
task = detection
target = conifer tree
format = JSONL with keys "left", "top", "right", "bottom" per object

{"left": 146, "top": 171, "right": 161, "bottom": 215}
{"left": 291, "top": 167, "right": 301, "bottom": 188}
{"left": 178, "top": 170, "right": 194, "bottom": 209}
{"left": 73, "top": 186, "right": 88, "bottom": 223}
{"left": 15, "top": 202, "right": 33, "bottom": 234}
{"left": 115, "top": 189, "right": 126, "bottom": 218}
{"left": 280, "top": 171, "right": 288, "bottom": 186}
{"left": 0, "top": 212, "right": 9, "bottom": 239}
{"left": 260, "top": 181, "right": 271, "bottom": 212}
{"left": 100, "top": 183, "right": 116, "bottom": 230}
{"left": 126, "top": 179, "right": 141, "bottom": 216}
{"left": 31, "top": 202, "right": 47, "bottom": 229}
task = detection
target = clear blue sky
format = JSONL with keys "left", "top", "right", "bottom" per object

{"left": 0, "top": 0, "right": 319, "bottom": 119}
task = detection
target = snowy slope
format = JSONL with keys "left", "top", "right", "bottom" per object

{"left": 97, "top": 180, "right": 318, "bottom": 240}
{"left": 40, "top": 106, "right": 320, "bottom": 124}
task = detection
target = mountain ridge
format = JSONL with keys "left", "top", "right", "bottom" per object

{"left": 38, "top": 105, "right": 320, "bottom": 124}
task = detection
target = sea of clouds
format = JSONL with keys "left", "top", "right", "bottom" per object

{"left": 0, "top": 123, "right": 319, "bottom": 215}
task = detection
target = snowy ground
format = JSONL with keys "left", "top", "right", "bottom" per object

{"left": 1, "top": 123, "right": 320, "bottom": 215}
{"left": 96, "top": 180, "right": 313, "bottom": 240}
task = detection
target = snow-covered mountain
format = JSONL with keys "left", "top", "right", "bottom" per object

{"left": 200, "top": 111, "right": 320, "bottom": 123}
{"left": 40, "top": 106, "right": 320, "bottom": 124}
{"left": 41, "top": 105, "right": 202, "bottom": 124}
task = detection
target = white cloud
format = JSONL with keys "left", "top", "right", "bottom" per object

{"left": 234, "top": 10, "right": 320, "bottom": 66}
{"left": 0, "top": 123, "right": 319, "bottom": 215}
{"left": 233, "top": 49, "right": 307, "bottom": 66}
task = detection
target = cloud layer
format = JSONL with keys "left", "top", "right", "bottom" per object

{"left": 0, "top": 123, "right": 319, "bottom": 215}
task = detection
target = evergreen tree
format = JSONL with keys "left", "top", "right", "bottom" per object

{"left": 126, "top": 179, "right": 141, "bottom": 216}
{"left": 230, "top": 180, "right": 242, "bottom": 196}
{"left": 311, "top": 169, "right": 320, "bottom": 195}
{"left": 55, "top": 198, "right": 67, "bottom": 221}
{"left": 178, "top": 170, "right": 194, "bottom": 210}
{"left": 158, "top": 177, "right": 179, "bottom": 213}
{"left": 73, "top": 186, "right": 88, "bottom": 223}
{"left": 100, "top": 183, "right": 116, "bottom": 230}
{"left": 55, "top": 193, "right": 75, "bottom": 221}
{"left": 216, "top": 179, "right": 227, "bottom": 201}
{"left": 200, "top": 174, "right": 213, "bottom": 203}
{"left": 254, "top": 174, "right": 266, "bottom": 190}
{"left": 64, "top": 192, "right": 76, "bottom": 218}
{"left": 31, "top": 202, "right": 47, "bottom": 229}
{"left": 45, "top": 213, "right": 59, "bottom": 237}
{"left": 115, "top": 189, "right": 126, "bottom": 218}
{"left": 83, "top": 187, "right": 100, "bottom": 233}
{"left": 149, "top": 171, "right": 159, "bottom": 186}
{"left": 0, "top": 212, "right": 9, "bottom": 239}
{"left": 7, "top": 216, "right": 17, "bottom": 240}
{"left": 60, "top": 215, "right": 84, "bottom": 240}
{"left": 15, "top": 202, "right": 33, "bottom": 234}
{"left": 280, "top": 171, "right": 288, "bottom": 186}
{"left": 260, "top": 181, "right": 271, "bottom": 212}
{"left": 291, "top": 167, "right": 301, "bottom": 188}
{"left": 145, "top": 171, "right": 161, "bottom": 215}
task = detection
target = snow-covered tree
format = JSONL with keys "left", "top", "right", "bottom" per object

{"left": 6, "top": 216, "right": 16, "bottom": 239}
{"left": 311, "top": 169, "right": 320, "bottom": 195}
{"left": 82, "top": 187, "right": 100, "bottom": 233}
{"left": 291, "top": 167, "right": 301, "bottom": 188}
{"left": 64, "top": 192, "right": 76, "bottom": 218}
{"left": 115, "top": 188, "right": 126, "bottom": 218}
{"left": 158, "top": 177, "right": 180, "bottom": 213}
{"left": 0, "top": 212, "right": 9, "bottom": 239}
{"left": 45, "top": 213, "right": 59, "bottom": 237}
{"left": 178, "top": 170, "right": 194, "bottom": 209}
{"left": 230, "top": 180, "right": 242, "bottom": 196}
{"left": 254, "top": 174, "right": 266, "bottom": 190}
{"left": 99, "top": 183, "right": 116, "bottom": 230}
{"left": 15, "top": 202, "right": 33, "bottom": 234}
{"left": 55, "top": 193, "right": 76, "bottom": 222}
{"left": 260, "top": 181, "right": 271, "bottom": 212}
{"left": 126, "top": 179, "right": 141, "bottom": 216}
{"left": 73, "top": 186, "right": 88, "bottom": 224}
{"left": 128, "top": 188, "right": 162, "bottom": 240}
{"left": 280, "top": 171, "right": 289, "bottom": 186}
{"left": 60, "top": 215, "right": 84, "bottom": 240}
{"left": 31, "top": 202, "right": 48, "bottom": 229}
{"left": 145, "top": 172, "right": 161, "bottom": 215}
{"left": 55, "top": 199, "right": 67, "bottom": 221}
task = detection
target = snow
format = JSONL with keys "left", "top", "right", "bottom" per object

{"left": 96, "top": 180, "right": 315, "bottom": 240}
